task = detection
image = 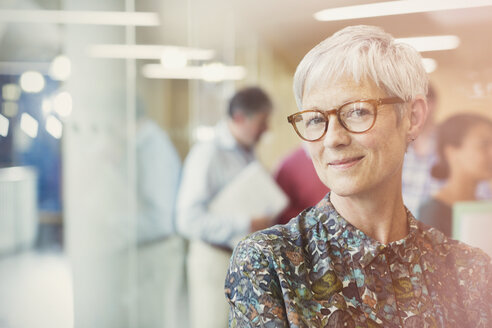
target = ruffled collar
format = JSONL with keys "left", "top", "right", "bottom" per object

{"left": 313, "top": 192, "right": 420, "bottom": 268}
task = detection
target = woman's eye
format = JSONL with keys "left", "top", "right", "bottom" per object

{"left": 347, "top": 108, "right": 370, "bottom": 117}
{"left": 306, "top": 116, "right": 325, "bottom": 127}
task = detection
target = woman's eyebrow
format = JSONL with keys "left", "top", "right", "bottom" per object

{"left": 302, "top": 97, "right": 364, "bottom": 111}
{"left": 301, "top": 105, "right": 322, "bottom": 111}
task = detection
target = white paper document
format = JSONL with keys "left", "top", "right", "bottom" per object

{"left": 210, "top": 161, "right": 288, "bottom": 220}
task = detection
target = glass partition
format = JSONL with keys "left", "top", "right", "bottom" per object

{"left": 0, "top": 0, "right": 286, "bottom": 327}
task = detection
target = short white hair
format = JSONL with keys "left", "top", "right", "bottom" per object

{"left": 293, "top": 25, "right": 428, "bottom": 112}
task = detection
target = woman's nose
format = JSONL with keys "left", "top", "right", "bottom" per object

{"left": 322, "top": 116, "right": 351, "bottom": 149}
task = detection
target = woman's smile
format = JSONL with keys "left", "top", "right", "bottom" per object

{"left": 328, "top": 156, "right": 364, "bottom": 170}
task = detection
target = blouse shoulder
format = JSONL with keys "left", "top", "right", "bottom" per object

{"left": 416, "top": 220, "right": 491, "bottom": 287}
{"left": 446, "top": 239, "right": 491, "bottom": 275}
{"left": 231, "top": 205, "right": 324, "bottom": 268}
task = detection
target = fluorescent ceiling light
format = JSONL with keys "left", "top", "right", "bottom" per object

{"left": 422, "top": 58, "right": 437, "bottom": 73}
{"left": 161, "top": 49, "right": 188, "bottom": 69}
{"left": 141, "top": 63, "right": 246, "bottom": 81}
{"left": 396, "top": 35, "right": 460, "bottom": 52}
{"left": 314, "top": 0, "right": 492, "bottom": 21}
{"left": 86, "top": 44, "right": 215, "bottom": 61}
{"left": 0, "top": 10, "right": 159, "bottom": 26}
{"left": 202, "top": 63, "right": 239, "bottom": 82}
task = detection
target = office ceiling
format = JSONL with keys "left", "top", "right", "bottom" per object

{"left": 2, "top": 0, "right": 492, "bottom": 115}
{"left": 230, "top": 0, "right": 492, "bottom": 71}
{"left": 4, "top": 0, "right": 492, "bottom": 74}
{"left": 183, "top": 0, "right": 492, "bottom": 116}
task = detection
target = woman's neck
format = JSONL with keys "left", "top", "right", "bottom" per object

{"left": 330, "top": 181, "right": 408, "bottom": 245}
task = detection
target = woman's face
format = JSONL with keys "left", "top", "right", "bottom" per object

{"left": 302, "top": 77, "right": 409, "bottom": 197}
{"left": 449, "top": 123, "right": 492, "bottom": 181}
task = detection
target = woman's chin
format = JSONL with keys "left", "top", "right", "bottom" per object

{"left": 329, "top": 183, "right": 364, "bottom": 198}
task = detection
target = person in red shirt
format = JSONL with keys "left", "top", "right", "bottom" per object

{"left": 274, "top": 145, "right": 329, "bottom": 224}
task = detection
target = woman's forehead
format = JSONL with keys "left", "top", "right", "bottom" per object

{"left": 302, "top": 76, "right": 384, "bottom": 108}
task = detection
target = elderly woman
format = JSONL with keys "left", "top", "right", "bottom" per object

{"left": 225, "top": 26, "right": 491, "bottom": 327}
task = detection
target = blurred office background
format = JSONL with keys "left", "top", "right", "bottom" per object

{"left": 0, "top": 0, "right": 492, "bottom": 327}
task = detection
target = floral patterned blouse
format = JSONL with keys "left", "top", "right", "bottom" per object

{"left": 225, "top": 193, "right": 492, "bottom": 327}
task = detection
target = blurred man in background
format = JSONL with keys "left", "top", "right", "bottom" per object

{"left": 177, "top": 86, "right": 273, "bottom": 328}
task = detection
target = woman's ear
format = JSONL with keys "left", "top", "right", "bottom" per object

{"left": 406, "top": 95, "right": 428, "bottom": 141}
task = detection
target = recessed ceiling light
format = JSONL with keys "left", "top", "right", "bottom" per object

{"left": 53, "top": 92, "right": 73, "bottom": 117}
{"left": 50, "top": 55, "right": 71, "bottom": 81}
{"left": 46, "top": 116, "right": 63, "bottom": 139}
{"left": 2, "top": 84, "right": 21, "bottom": 101}
{"left": 0, "top": 114, "right": 9, "bottom": 137}
{"left": 20, "top": 113, "right": 38, "bottom": 138}
{"left": 2, "top": 102, "right": 18, "bottom": 118}
{"left": 20, "top": 71, "right": 45, "bottom": 93}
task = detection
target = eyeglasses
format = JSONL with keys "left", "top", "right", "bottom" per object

{"left": 287, "top": 97, "right": 404, "bottom": 142}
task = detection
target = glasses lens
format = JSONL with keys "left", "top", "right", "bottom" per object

{"left": 339, "top": 101, "right": 376, "bottom": 133}
{"left": 293, "top": 111, "right": 327, "bottom": 141}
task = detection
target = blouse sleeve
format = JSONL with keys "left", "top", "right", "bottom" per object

{"left": 225, "top": 237, "right": 288, "bottom": 328}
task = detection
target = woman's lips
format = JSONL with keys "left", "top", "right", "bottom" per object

{"left": 328, "top": 156, "right": 364, "bottom": 170}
